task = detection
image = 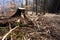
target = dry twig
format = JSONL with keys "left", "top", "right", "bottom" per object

{"left": 2, "top": 26, "right": 19, "bottom": 40}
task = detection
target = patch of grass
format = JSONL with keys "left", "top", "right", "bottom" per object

{"left": 0, "top": 27, "right": 9, "bottom": 35}
{"left": 13, "top": 29, "right": 26, "bottom": 40}
{"left": 12, "top": 22, "right": 25, "bottom": 28}
{"left": 0, "top": 27, "right": 8, "bottom": 32}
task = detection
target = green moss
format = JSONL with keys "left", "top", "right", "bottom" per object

{"left": 13, "top": 29, "right": 25, "bottom": 40}
{"left": 0, "top": 27, "right": 8, "bottom": 32}
{"left": 12, "top": 22, "right": 25, "bottom": 28}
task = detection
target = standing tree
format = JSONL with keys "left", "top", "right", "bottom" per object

{"left": 25, "top": 0, "right": 28, "bottom": 14}
{"left": 33, "top": 0, "right": 47, "bottom": 15}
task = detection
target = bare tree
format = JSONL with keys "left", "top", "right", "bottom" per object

{"left": 25, "top": 0, "right": 28, "bottom": 14}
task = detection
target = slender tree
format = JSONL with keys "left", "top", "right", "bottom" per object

{"left": 25, "top": 0, "right": 28, "bottom": 14}
{"left": 43, "top": 0, "right": 47, "bottom": 15}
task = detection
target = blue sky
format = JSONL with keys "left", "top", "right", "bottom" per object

{"left": 0, "top": 0, "right": 22, "bottom": 3}
{"left": 0, "top": 0, "right": 33, "bottom": 11}
{"left": 0, "top": 0, "right": 33, "bottom": 5}
{"left": 0, "top": 0, "right": 22, "bottom": 6}
{"left": 0, "top": 0, "right": 33, "bottom": 8}
{"left": 0, "top": 0, "right": 23, "bottom": 10}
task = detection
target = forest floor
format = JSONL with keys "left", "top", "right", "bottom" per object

{"left": 24, "top": 13, "right": 60, "bottom": 40}
{"left": 0, "top": 12, "right": 60, "bottom": 40}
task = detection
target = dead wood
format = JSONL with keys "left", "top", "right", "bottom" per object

{"left": 2, "top": 26, "right": 19, "bottom": 40}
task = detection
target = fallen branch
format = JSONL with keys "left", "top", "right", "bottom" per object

{"left": 2, "top": 26, "right": 19, "bottom": 40}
